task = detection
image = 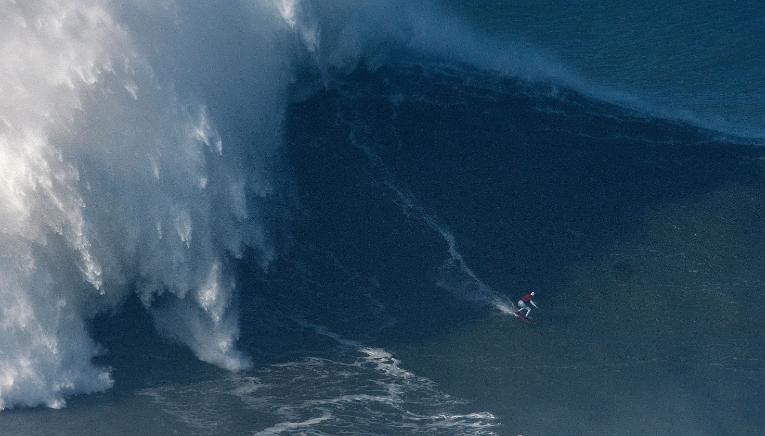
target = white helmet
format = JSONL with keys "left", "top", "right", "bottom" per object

{"left": 530, "top": 291, "right": 536, "bottom": 296}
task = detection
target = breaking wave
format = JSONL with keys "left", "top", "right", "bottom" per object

{"left": 0, "top": 0, "right": 572, "bottom": 409}
{"left": 0, "top": 0, "right": 291, "bottom": 409}
{"left": 2, "top": 0, "right": 755, "bottom": 411}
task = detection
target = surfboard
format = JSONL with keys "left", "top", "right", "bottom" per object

{"left": 512, "top": 311, "right": 533, "bottom": 324}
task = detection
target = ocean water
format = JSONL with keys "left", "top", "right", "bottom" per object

{"left": 447, "top": 0, "right": 765, "bottom": 138}
{"left": 1, "top": 1, "right": 764, "bottom": 435}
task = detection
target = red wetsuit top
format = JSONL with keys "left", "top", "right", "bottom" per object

{"left": 521, "top": 293, "right": 534, "bottom": 303}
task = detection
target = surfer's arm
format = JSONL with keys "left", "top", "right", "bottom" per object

{"left": 531, "top": 301, "right": 538, "bottom": 308}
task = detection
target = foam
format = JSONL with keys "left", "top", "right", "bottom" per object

{"left": 341, "top": 112, "right": 517, "bottom": 315}
{"left": 0, "top": 0, "right": 291, "bottom": 409}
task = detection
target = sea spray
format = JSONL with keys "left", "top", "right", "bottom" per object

{"left": 0, "top": 0, "right": 291, "bottom": 409}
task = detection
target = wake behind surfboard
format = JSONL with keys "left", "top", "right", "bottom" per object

{"left": 492, "top": 297, "right": 533, "bottom": 323}
{"left": 503, "top": 299, "right": 533, "bottom": 324}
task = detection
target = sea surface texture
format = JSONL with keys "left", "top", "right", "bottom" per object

{"left": 1, "top": 1, "right": 763, "bottom": 435}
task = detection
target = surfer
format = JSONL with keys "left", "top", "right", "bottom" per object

{"left": 516, "top": 291, "right": 538, "bottom": 318}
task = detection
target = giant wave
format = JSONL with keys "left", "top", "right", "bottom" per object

{"left": 1, "top": 0, "right": 759, "bottom": 412}
{"left": 0, "top": 0, "right": 589, "bottom": 410}
{"left": 0, "top": 0, "right": 292, "bottom": 409}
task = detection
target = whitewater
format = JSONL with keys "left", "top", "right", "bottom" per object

{"left": 0, "top": 0, "right": 290, "bottom": 409}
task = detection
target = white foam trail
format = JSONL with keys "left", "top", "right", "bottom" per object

{"left": 342, "top": 120, "right": 516, "bottom": 315}
{"left": 426, "top": 215, "right": 517, "bottom": 315}
{"left": 0, "top": 0, "right": 296, "bottom": 409}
